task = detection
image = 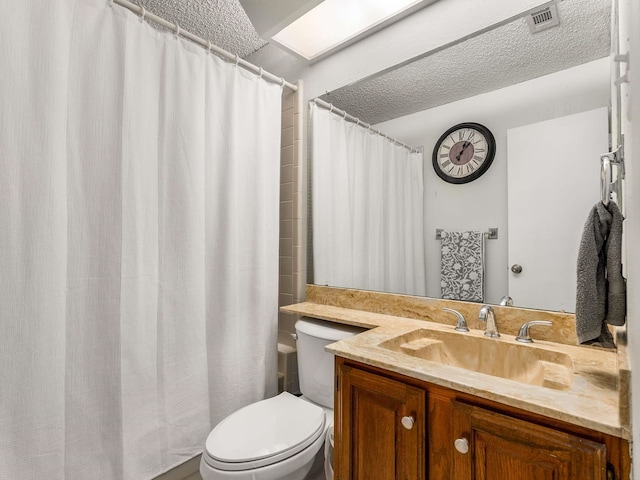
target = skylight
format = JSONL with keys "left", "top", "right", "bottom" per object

{"left": 271, "top": 0, "right": 426, "bottom": 61}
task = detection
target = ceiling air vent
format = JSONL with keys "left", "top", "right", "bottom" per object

{"left": 526, "top": 3, "right": 560, "bottom": 33}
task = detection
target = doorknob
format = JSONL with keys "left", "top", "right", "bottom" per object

{"left": 511, "top": 264, "right": 523, "bottom": 274}
{"left": 401, "top": 416, "right": 415, "bottom": 430}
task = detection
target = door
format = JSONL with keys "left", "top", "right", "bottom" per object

{"left": 451, "top": 401, "right": 607, "bottom": 480}
{"left": 335, "top": 363, "right": 426, "bottom": 480}
{"left": 506, "top": 107, "right": 609, "bottom": 311}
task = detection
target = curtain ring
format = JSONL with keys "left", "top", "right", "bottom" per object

{"left": 342, "top": 111, "right": 347, "bottom": 119}
{"left": 280, "top": 77, "right": 286, "bottom": 87}
{"left": 234, "top": 54, "right": 240, "bottom": 66}
{"left": 259, "top": 67, "right": 263, "bottom": 79}
{"left": 174, "top": 23, "right": 181, "bottom": 38}
{"left": 328, "top": 105, "right": 334, "bottom": 113}
{"left": 355, "top": 118, "right": 361, "bottom": 126}
{"left": 207, "top": 41, "right": 212, "bottom": 53}
{"left": 139, "top": 7, "right": 146, "bottom": 21}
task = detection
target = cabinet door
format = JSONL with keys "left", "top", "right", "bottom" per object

{"left": 451, "top": 401, "right": 607, "bottom": 480}
{"left": 336, "top": 364, "right": 426, "bottom": 480}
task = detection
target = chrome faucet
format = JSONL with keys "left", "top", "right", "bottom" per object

{"left": 442, "top": 308, "right": 469, "bottom": 332}
{"left": 499, "top": 295, "right": 513, "bottom": 306}
{"left": 478, "top": 305, "right": 500, "bottom": 338}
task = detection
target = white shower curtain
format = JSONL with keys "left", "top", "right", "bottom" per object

{"left": 311, "top": 103, "right": 426, "bottom": 296}
{"left": 0, "top": 1, "right": 281, "bottom": 479}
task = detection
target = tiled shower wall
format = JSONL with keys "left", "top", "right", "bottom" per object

{"left": 278, "top": 82, "right": 305, "bottom": 393}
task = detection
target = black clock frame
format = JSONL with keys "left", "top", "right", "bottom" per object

{"left": 432, "top": 122, "right": 496, "bottom": 184}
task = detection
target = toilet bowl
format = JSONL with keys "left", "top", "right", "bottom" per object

{"left": 201, "top": 392, "right": 332, "bottom": 480}
{"left": 200, "top": 318, "right": 364, "bottom": 480}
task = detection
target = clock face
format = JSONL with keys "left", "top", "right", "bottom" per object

{"left": 432, "top": 123, "right": 496, "bottom": 184}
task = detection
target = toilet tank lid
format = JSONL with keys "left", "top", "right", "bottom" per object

{"left": 295, "top": 317, "right": 366, "bottom": 341}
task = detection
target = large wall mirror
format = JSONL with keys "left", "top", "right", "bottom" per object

{"left": 308, "top": 0, "right": 615, "bottom": 313}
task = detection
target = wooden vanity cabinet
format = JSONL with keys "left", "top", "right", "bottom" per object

{"left": 335, "top": 361, "right": 426, "bottom": 480}
{"left": 451, "top": 401, "right": 607, "bottom": 480}
{"left": 334, "top": 357, "right": 630, "bottom": 480}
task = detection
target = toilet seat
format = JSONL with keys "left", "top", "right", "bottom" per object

{"left": 204, "top": 392, "right": 326, "bottom": 471}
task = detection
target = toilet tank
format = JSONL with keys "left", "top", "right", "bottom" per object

{"left": 295, "top": 317, "right": 365, "bottom": 409}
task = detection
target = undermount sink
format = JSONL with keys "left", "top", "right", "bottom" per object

{"left": 378, "top": 328, "right": 574, "bottom": 391}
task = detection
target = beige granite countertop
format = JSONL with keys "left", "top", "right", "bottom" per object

{"left": 281, "top": 297, "right": 630, "bottom": 440}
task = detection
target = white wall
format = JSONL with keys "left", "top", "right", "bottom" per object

{"left": 620, "top": 0, "right": 639, "bottom": 475}
{"left": 375, "top": 58, "right": 610, "bottom": 304}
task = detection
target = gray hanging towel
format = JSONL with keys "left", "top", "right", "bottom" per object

{"left": 575, "top": 202, "right": 625, "bottom": 347}
{"left": 440, "top": 231, "right": 485, "bottom": 302}
{"left": 605, "top": 201, "right": 626, "bottom": 326}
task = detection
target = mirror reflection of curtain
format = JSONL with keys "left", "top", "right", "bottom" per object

{"left": 311, "top": 103, "right": 426, "bottom": 296}
{"left": 0, "top": 1, "right": 282, "bottom": 478}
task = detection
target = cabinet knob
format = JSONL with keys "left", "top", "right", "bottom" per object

{"left": 401, "top": 416, "right": 415, "bottom": 430}
{"left": 511, "top": 264, "right": 523, "bottom": 274}
{"left": 454, "top": 437, "right": 469, "bottom": 454}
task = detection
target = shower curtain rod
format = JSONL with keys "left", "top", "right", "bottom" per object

{"left": 110, "top": 0, "right": 297, "bottom": 91}
{"left": 313, "top": 98, "right": 421, "bottom": 153}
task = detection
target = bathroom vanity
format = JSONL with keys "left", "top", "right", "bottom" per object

{"left": 281, "top": 286, "right": 631, "bottom": 480}
{"left": 335, "top": 358, "right": 627, "bottom": 480}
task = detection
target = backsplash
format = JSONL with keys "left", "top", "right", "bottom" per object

{"left": 306, "top": 285, "right": 580, "bottom": 345}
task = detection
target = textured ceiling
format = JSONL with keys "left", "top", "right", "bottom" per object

{"left": 319, "top": 0, "right": 611, "bottom": 124}
{"left": 135, "top": 0, "right": 267, "bottom": 58}
{"left": 133, "top": 0, "right": 610, "bottom": 124}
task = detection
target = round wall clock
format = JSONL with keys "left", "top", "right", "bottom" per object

{"left": 432, "top": 122, "right": 496, "bottom": 184}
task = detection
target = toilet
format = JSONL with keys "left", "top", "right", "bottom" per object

{"left": 200, "top": 317, "right": 364, "bottom": 480}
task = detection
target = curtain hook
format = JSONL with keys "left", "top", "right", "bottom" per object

{"left": 174, "top": 23, "right": 181, "bottom": 38}
{"left": 342, "top": 111, "right": 347, "bottom": 119}
{"left": 207, "top": 41, "right": 212, "bottom": 54}
{"left": 234, "top": 54, "right": 240, "bottom": 66}
{"left": 258, "top": 67, "right": 263, "bottom": 79}
{"left": 328, "top": 105, "right": 334, "bottom": 113}
{"left": 139, "top": 7, "right": 146, "bottom": 22}
{"left": 355, "top": 118, "right": 361, "bottom": 126}
{"left": 280, "top": 77, "right": 286, "bottom": 88}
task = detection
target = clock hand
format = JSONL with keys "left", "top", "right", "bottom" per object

{"left": 455, "top": 141, "right": 470, "bottom": 161}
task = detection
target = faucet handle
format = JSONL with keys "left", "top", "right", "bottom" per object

{"left": 442, "top": 308, "right": 469, "bottom": 332}
{"left": 516, "top": 320, "right": 553, "bottom": 343}
{"left": 499, "top": 295, "right": 513, "bottom": 306}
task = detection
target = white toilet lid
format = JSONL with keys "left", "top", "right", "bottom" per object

{"left": 205, "top": 392, "right": 326, "bottom": 471}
